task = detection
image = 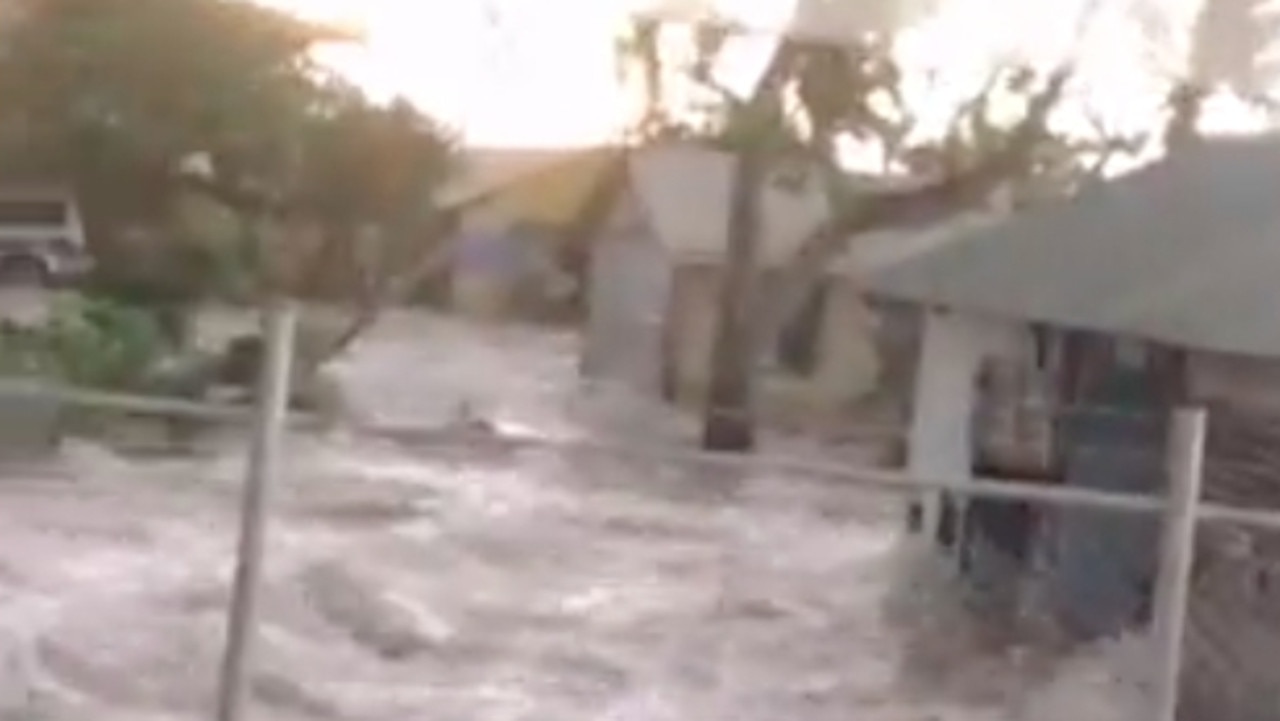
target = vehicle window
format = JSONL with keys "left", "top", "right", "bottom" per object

{"left": 0, "top": 200, "right": 67, "bottom": 225}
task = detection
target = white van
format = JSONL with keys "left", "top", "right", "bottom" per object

{"left": 0, "top": 187, "right": 93, "bottom": 286}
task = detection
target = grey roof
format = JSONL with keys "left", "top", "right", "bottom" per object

{"left": 865, "top": 132, "right": 1280, "bottom": 358}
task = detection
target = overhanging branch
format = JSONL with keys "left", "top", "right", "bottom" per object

{"left": 757, "top": 65, "right": 1075, "bottom": 342}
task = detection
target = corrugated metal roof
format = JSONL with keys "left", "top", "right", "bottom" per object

{"left": 866, "top": 132, "right": 1280, "bottom": 357}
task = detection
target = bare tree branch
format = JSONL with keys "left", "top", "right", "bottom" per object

{"left": 1164, "top": 81, "right": 1208, "bottom": 151}
{"left": 756, "top": 66, "right": 1075, "bottom": 347}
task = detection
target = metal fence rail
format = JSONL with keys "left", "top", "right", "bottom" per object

{"left": 0, "top": 305, "right": 1270, "bottom": 721}
{"left": 366, "top": 419, "right": 1280, "bottom": 530}
{"left": 0, "top": 381, "right": 325, "bottom": 428}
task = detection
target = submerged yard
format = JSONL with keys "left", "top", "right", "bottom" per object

{"left": 0, "top": 311, "right": 1147, "bottom": 720}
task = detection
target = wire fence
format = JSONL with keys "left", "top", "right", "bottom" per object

{"left": 3, "top": 302, "right": 1280, "bottom": 721}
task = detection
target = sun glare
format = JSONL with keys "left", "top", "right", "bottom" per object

{"left": 262, "top": 0, "right": 1271, "bottom": 149}
{"left": 260, "top": 0, "right": 640, "bottom": 147}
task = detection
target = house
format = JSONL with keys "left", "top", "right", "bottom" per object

{"left": 436, "top": 146, "right": 622, "bottom": 320}
{"left": 581, "top": 142, "right": 902, "bottom": 428}
{"left": 864, "top": 132, "right": 1280, "bottom": 720}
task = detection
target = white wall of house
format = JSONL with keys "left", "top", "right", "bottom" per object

{"left": 810, "top": 279, "right": 883, "bottom": 403}
{"left": 629, "top": 144, "right": 830, "bottom": 264}
{"left": 907, "top": 309, "right": 1025, "bottom": 531}
{"left": 583, "top": 144, "right": 895, "bottom": 416}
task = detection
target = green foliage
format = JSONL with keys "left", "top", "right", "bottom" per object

{"left": 287, "top": 90, "right": 456, "bottom": 231}
{"left": 0, "top": 294, "right": 167, "bottom": 390}
{"left": 0, "top": 324, "right": 48, "bottom": 377}
{"left": 0, "top": 0, "right": 458, "bottom": 303}
{"left": 47, "top": 295, "right": 166, "bottom": 388}
{"left": 166, "top": 194, "right": 257, "bottom": 301}
{"left": 0, "top": 0, "right": 332, "bottom": 211}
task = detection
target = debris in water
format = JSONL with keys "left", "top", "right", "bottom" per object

{"left": 298, "top": 561, "right": 454, "bottom": 661}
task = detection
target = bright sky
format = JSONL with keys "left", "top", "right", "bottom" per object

{"left": 262, "top": 0, "right": 640, "bottom": 146}
{"left": 263, "top": 0, "right": 1271, "bottom": 149}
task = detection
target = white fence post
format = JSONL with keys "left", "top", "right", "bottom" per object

{"left": 1151, "top": 407, "right": 1207, "bottom": 721}
{"left": 215, "top": 300, "right": 298, "bottom": 721}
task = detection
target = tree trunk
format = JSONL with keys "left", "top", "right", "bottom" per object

{"left": 310, "top": 238, "right": 452, "bottom": 366}
{"left": 702, "top": 148, "right": 765, "bottom": 451}
{"left": 696, "top": 41, "right": 803, "bottom": 452}
{"left": 1164, "top": 83, "right": 1206, "bottom": 153}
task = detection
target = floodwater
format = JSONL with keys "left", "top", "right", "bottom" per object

{"left": 0, "top": 311, "right": 1153, "bottom": 719}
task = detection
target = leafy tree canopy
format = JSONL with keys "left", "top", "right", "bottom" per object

{"left": 0, "top": 0, "right": 457, "bottom": 297}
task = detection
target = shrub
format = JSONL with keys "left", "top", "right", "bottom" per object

{"left": 0, "top": 294, "right": 168, "bottom": 390}
{"left": 0, "top": 322, "right": 49, "bottom": 376}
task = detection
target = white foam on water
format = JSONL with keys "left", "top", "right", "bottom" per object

{"left": 0, "top": 309, "right": 1139, "bottom": 720}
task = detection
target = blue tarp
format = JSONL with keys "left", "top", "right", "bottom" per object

{"left": 453, "top": 229, "right": 542, "bottom": 281}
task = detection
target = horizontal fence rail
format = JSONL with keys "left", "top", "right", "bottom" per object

{"left": 8, "top": 384, "right": 1280, "bottom": 530}
{"left": 0, "top": 380, "right": 326, "bottom": 427}
{"left": 2, "top": 302, "right": 301, "bottom": 721}
{"left": 357, "top": 421, "right": 1280, "bottom": 535}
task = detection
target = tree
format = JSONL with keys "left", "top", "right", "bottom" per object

{"left": 251, "top": 87, "right": 456, "bottom": 361}
{"left": 617, "top": 16, "right": 809, "bottom": 450}
{"left": 700, "top": 50, "right": 798, "bottom": 451}
{"left": 1133, "top": 0, "right": 1280, "bottom": 105}
{"left": 615, "top": 0, "right": 1280, "bottom": 454}
{"left": 0, "top": 0, "right": 457, "bottom": 363}
{"left": 619, "top": 6, "right": 1144, "bottom": 450}
{"left": 0, "top": 0, "right": 333, "bottom": 221}
{"left": 1132, "top": 0, "right": 1280, "bottom": 145}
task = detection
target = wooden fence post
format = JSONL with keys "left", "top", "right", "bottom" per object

{"left": 1152, "top": 407, "right": 1207, "bottom": 721}
{"left": 215, "top": 300, "right": 297, "bottom": 721}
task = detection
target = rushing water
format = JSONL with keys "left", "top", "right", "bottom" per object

{"left": 0, "top": 311, "right": 1151, "bottom": 719}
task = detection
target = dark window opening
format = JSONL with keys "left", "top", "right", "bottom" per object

{"left": 776, "top": 281, "right": 830, "bottom": 377}
{"left": 1031, "top": 324, "right": 1052, "bottom": 369}
{"left": 1148, "top": 345, "right": 1189, "bottom": 405}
